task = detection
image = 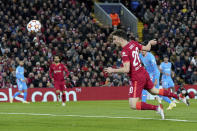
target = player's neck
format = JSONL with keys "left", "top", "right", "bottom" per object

{"left": 143, "top": 53, "right": 147, "bottom": 57}
{"left": 121, "top": 40, "right": 129, "bottom": 47}
{"left": 55, "top": 62, "right": 60, "bottom": 65}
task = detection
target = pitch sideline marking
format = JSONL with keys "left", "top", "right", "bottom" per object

{"left": 0, "top": 112, "right": 196, "bottom": 123}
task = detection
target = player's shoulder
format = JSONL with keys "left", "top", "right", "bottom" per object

{"left": 16, "top": 66, "right": 19, "bottom": 71}
{"left": 147, "top": 52, "right": 153, "bottom": 56}
{"left": 16, "top": 66, "right": 21, "bottom": 69}
{"left": 59, "top": 63, "right": 64, "bottom": 66}
{"left": 50, "top": 63, "right": 55, "bottom": 67}
{"left": 131, "top": 40, "right": 140, "bottom": 48}
{"left": 126, "top": 40, "right": 138, "bottom": 49}
{"left": 160, "top": 62, "right": 164, "bottom": 65}
{"left": 130, "top": 40, "right": 139, "bottom": 45}
{"left": 58, "top": 63, "right": 65, "bottom": 68}
{"left": 147, "top": 52, "right": 154, "bottom": 58}
{"left": 121, "top": 50, "right": 128, "bottom": 57}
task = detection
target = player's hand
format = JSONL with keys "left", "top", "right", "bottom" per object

{"left": 148, "top": 39, "right": 157, "bottom": 45}
{"left": 166, "top": 73, "right": 170, "bottom": 76}
{"left": 104, "top": 67, "right": 114, "bottom": 74}
{"left": 171, "top": 72, "right": 175, "bottom": 78}
{"left": 52, "top": 79, "right": 54, "bottom": 83}
{"left": 154, "top": 79, "right": 157, "bottom": 86}
{"left": 21, "top": 79, "right": 26, "bottom": 82}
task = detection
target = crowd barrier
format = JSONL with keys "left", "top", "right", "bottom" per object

{"left": 0, "top": 85, "right": 196, "bottom": 102}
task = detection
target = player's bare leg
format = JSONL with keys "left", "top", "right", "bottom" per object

{"left": 56, "top": 90, "right": 61, "bottom": 102}
{"left": 62, "top": 91, "right": 66, "bottom": 106}
{"left": 129, "top": 97, "right": 140, "bottom": 109}
{"left": 170, "top": 87, "right": 180, "bottom": 103}
{"left": 10, "top": 91, "right": 23, "bottom": 103}
{"left": 148, "top": 87, "right": 189, "bottom": 106}
{"left": 10, "top": 97, "right": 13, "bottom": 103}
{"left": 129, "top": 97, "right": 165, "bottom": 120}
{"left": 22, "top": 89, "right": 30, "bottom": 104}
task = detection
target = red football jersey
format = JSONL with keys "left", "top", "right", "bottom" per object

{"left": 49, "top": 63, "right": 69, "bottom": 82}
{"left": 121, "top": 40, "right": 146, "bottom": 79}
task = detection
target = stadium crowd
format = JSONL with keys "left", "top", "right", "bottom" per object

{"left": 0, "top": 0, "right": 196, "bottom": 89}
{"left": 128, "top": 0, "right": 197, "bottom": 85}
{"left": 0, "top": 0, "right": 130, "bottom": 88}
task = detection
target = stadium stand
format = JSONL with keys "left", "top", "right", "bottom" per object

{"left": 0, "top": 0, "right": 196, "bottom": 89}
{"left": 127, "top": 0, "right": 197, "bottom": 85}
{"left": 0, "top": 0, "right": 130, "bottom": 88}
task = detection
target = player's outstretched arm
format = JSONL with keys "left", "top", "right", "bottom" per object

{"left": 63, "top": 65, "right": 69, "bottom": 77}
{"left": 142, "top": 39, "right": 157, "bottom": 51}
{"left": 104, "top": 62, "right": 130, "bottom": 74}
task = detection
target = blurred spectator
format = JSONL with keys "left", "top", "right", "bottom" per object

{"left": 32, "top": 75, "right": 40, "bottom": 88}
{"left": 110, "top": 10, "right": 120, "bottom": 30}
{"left": 42, "top": 77, "right": 48, "bottom": 88}
{"left": 191, "top": 69, "right": 197, "bottom": 85}
{"left": 144, "top": 9, "right": 154, "bottom": 24}
{"left": 176, "top": 43, "right": 183, "bottom": 55}
{"left": 174, "top": 56, "right": 183, "bottom": 76}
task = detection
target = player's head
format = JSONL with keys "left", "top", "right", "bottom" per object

{"left": 163, "top": 55, "right": 169, "bottom": 63}
{"left": 140, "top": 41, "right": 148, "bottom": 56}
{"left": 19, "top": 60, "right": 24, "bottom": 66}
{"left": 54, "top": 55, "right": 60, "bottom": 63}
{"left": 109, "top": 29, "right": 128, "bottom": 46}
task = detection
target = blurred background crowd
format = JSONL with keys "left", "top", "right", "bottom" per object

{"left": 0, "top": 0, "right": 196, "bottom": 89}
{"left": 127, "top": 0, "right": 197, "bottom": 85}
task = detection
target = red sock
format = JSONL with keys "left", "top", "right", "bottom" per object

{"left": 136, "top": 102, "right": 157, "bottom": 110}
{"left": 159, "top": 89, "right": 179, "bottom": 99}
{"left": 62, "top": 93, "right": 66, "bottom": 102}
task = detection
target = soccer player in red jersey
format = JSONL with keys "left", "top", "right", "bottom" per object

{"left": 49, "top": 55, "right": 69, "bottom": 106}
{"left": 104, "top": 30, "right": 189, "bottom": 119}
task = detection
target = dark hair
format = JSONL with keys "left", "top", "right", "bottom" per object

{"left": 54, "top": 55, "right": 59, "bottom": 58}
{"left": 110, "top": 29, "right": 128, "bottom": 40}
{"left": 54, "top": 55, "right": 61, "bottom": 60}
{"left": 163, "top": 55, "right": 169, "bottom": 59}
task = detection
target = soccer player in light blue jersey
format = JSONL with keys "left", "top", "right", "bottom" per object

{"left": 10, "top": 60, "right": 29, "bottom": 103}
{"left": 159, "top": 55, "right": 179, "bottom": 107}
{"left": 140, "top": 51, "right": 176, "bottom": 110}
{"left": 160, "top": 55, "right": 175, "bottom": 89}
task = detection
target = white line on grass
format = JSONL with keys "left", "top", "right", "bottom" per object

{"left": 0, "top": 112, "right": 196, "bottom": 123}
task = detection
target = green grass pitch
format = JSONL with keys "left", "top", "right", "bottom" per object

{"left": 0, "top": 100, "right": 197, "bottom": 131}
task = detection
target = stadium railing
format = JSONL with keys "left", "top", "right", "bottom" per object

{"left": 94, "top": 2, "right": 137, "bottom": 36}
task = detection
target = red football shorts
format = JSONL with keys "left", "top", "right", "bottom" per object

{"left": 129, "top": 71, "right": 154, "bottom": 98}
{"left": 54, "top": 81, "right": 66, "bottom": 91}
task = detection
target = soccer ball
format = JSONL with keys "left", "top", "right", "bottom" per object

{"left": 27, "top": 20, "right": 41, "bottom": 33}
